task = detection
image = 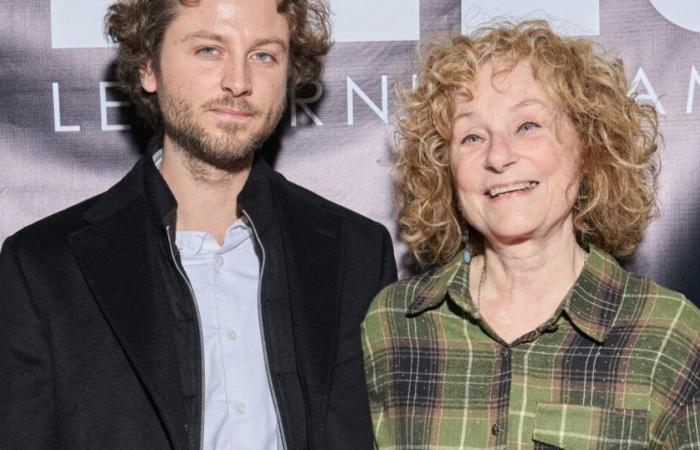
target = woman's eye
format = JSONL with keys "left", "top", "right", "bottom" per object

{"left": 461, "top": 134, "right": 482, "bottom": 145}
{"left": 517, "top": 121, "right": 540, "bottom": 133}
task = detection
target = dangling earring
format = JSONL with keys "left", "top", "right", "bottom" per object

{"left": 462, "top": 228, "right": 471, "bottom": 263}
{"left": 575, "top": 180, "right": 588, "bottom": 210}
{"left": 575, "top": 192, "right": 588, "bottom": 211}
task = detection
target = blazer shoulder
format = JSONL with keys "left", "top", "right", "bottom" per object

{"left": 269, "top": 169, "right": 397, "bottom": 286}
{"left": 270, "top": 169, "right": 388, "bottom": 232}
{"left": 6, "top": 193, "right": 102, "bottom": 256}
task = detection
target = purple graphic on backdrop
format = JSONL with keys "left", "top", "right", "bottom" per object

{"left": 1, "top": 0, "right": 699, "bottom": 305}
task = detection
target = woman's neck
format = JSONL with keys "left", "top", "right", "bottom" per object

{"left": 470, "top": 225, "right": 587, "bottom": 343}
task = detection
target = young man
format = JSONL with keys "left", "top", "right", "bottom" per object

{"left": 0, "top": 0, "right": 396, "bottom": 448}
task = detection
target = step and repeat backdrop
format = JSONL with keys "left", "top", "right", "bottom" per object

{"left": 1, "top": 0, "right": 699, "bottom": 304}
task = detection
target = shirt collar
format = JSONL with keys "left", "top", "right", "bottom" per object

{"left": 406, "top": 245, "right": 625, "bottom": 344}
{"left": 151, "top": 146, "right": 253, "bottom": 236}
{"left": 562, "top": 245, "right": 626, "bottom": 344}
{"left": 152, "top": 148, "right": 164, "bottom": 167}
{"left": 406, "top": 250, "right": 472, "bottom": 315}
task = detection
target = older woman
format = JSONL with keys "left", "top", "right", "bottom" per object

{"left": 362, "top": 21, "right": 699, "bottom": 449}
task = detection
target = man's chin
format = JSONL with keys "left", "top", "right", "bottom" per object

{"left": 166, "top": 127, "right": 259, "bottom": 173}
{"left": 189, "top": 144, "right": 257, "bottom": 173}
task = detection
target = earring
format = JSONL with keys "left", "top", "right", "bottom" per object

{"left": 575, "top": 187, "right": 588, "bottom": 210}
{"left": 462, "top": 228, "right": 471, "bottom": 263}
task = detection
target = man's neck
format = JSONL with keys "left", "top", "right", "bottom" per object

{"left": 159, "top": 143, "right": 254, "bottom": 245}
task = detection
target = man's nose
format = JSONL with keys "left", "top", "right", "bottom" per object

{"left": 221, "top": 57, "right": 252, "bottom": 97}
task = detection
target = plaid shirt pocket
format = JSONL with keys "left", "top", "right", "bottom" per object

{"left": 532, "top": 403, "right": 650, "bottom": 449}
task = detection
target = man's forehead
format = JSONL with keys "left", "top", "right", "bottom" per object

{"left": 211, "top": 1, "right": 241, "bottom": 18}
{"left": 173, "top": 0, "right": 282, "bottom": 14}
{"left": 167, "top": 0, "right": 289, "bottom": 38}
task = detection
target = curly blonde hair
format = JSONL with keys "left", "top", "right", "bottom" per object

{"left": 105, "top": 0, "right": 331, "bottom": 130}
{"left": 396, "top": 20, "right": 659, "bottom": 267}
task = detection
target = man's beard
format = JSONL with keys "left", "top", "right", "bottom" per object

{"left": 160, "top": 92, "right": 284, "bottom": 172}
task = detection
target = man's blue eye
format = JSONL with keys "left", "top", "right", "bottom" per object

{"left": 253, "top": 52, "right": 273, "bottom": 62}
{"left": 198, "top": 47, "right": 217, "bottom": 56}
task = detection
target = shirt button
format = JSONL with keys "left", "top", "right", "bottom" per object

{"left": 236, "top": 402, "right": 247, "bottom": 414}
{"left": 215, "top": 255, "right": 224, "bottom": 266}
{"left": 501, "top": 347, "right": 511, "bottom": 358}
{"left": 227, "top": 331, "right": 238, "bottom": 341}
{"left": 492, "top": 423, "right": 504, "bottom": 435}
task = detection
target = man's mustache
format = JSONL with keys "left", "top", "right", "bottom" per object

{"left": 202, "top": 98, "right": 259, "bottom": 115}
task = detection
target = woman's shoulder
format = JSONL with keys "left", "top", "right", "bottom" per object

{"left": 616, "top": 265, "right": 700, "bottom": 331}
{"left": 367, "top": 257, "right": 463, "bottom": 315}
{"left": 618, "top": 271, "right": 700, "bottom": 413}
{"left": 586, "top": 246, "right": 699, "bottom": 329}
{"left": 369, "top": 268, "right": 441, "bottom": 310}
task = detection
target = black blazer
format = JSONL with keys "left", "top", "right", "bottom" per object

{"left": 0, "top": 154, "right": 397, "bottom": 449}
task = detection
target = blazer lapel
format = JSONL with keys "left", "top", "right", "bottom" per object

{"left": 69, "top": 196, "right": 186, "bottom": 449}
{"left": 235, "top": 156, "right": 347, "bottom": 446}
{"left": 277, "top": 191, "right": 344, "bottom": 427}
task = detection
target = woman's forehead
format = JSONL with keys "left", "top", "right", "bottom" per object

{"left": 453, "top": 61, "right": 556, "bottom": 112}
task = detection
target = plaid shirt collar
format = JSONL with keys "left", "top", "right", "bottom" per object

{"left": 407, "top": 245, "right": 624, "bottom": 344}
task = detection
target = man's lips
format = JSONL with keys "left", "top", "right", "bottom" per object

{"left": 209, "top": 107, "right": 255, "bottom": 118}
{"left": 485, "top": 181, "right": 539, "bottom": 199}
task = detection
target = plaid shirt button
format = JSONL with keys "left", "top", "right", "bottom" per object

{"left": 491, "top": 423, "right": 504, "bottom": 435}
{"left": 501, "top": 347, "right": 511, "bottom": 358}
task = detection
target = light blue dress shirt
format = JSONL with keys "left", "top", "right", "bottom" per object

{"left": 176, "top": 221, "right": 281, "bottom": 450}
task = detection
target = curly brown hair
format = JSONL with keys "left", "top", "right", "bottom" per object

{"left": 105, "top": 0, "right": 331, "bottom": 130}
{"left": 396, "top": 20, "right": 659, "bottom": 267}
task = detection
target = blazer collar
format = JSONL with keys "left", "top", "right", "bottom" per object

{"left": 82, "top": 148, "right": 282, "bottom": 230}
{"left": 81, "top": 151, "right": 177, "bottom": 228}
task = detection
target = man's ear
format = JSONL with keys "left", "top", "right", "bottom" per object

{"left": 140, "top": 59, "right": 158, "bottom": 93}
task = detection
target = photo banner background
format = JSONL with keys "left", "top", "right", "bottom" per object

{"left": 2, "top": 0, "right": 700, "bottom": 306}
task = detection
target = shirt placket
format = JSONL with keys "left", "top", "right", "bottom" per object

{"left": 504, "top": 331, "right": 546, "bottom": 449}
{"left": 490, "top": 342, "right": 512, "bottom": 448}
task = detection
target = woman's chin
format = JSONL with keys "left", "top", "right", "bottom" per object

{"left": 480, "top": 219, "right": 542, "bottom": 245}
{"left": 478, "top": 210, "right": 576, "bottom": 247}
{"left": 484, "top": 232, "right": 536, "bottom": 248}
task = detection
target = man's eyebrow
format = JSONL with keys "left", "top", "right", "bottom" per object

{"left": 178, "top": 31, "right": 225, "bottom": 44}
{"left": 177, "top": 33, "right": 288, "bottom": 52}
{"left": 252, "top": 38, "right": 288, "bottom": 52}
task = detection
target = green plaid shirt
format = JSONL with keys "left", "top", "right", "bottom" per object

{"left": 362, "top": 246, "right": 700, "bottom": 449}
